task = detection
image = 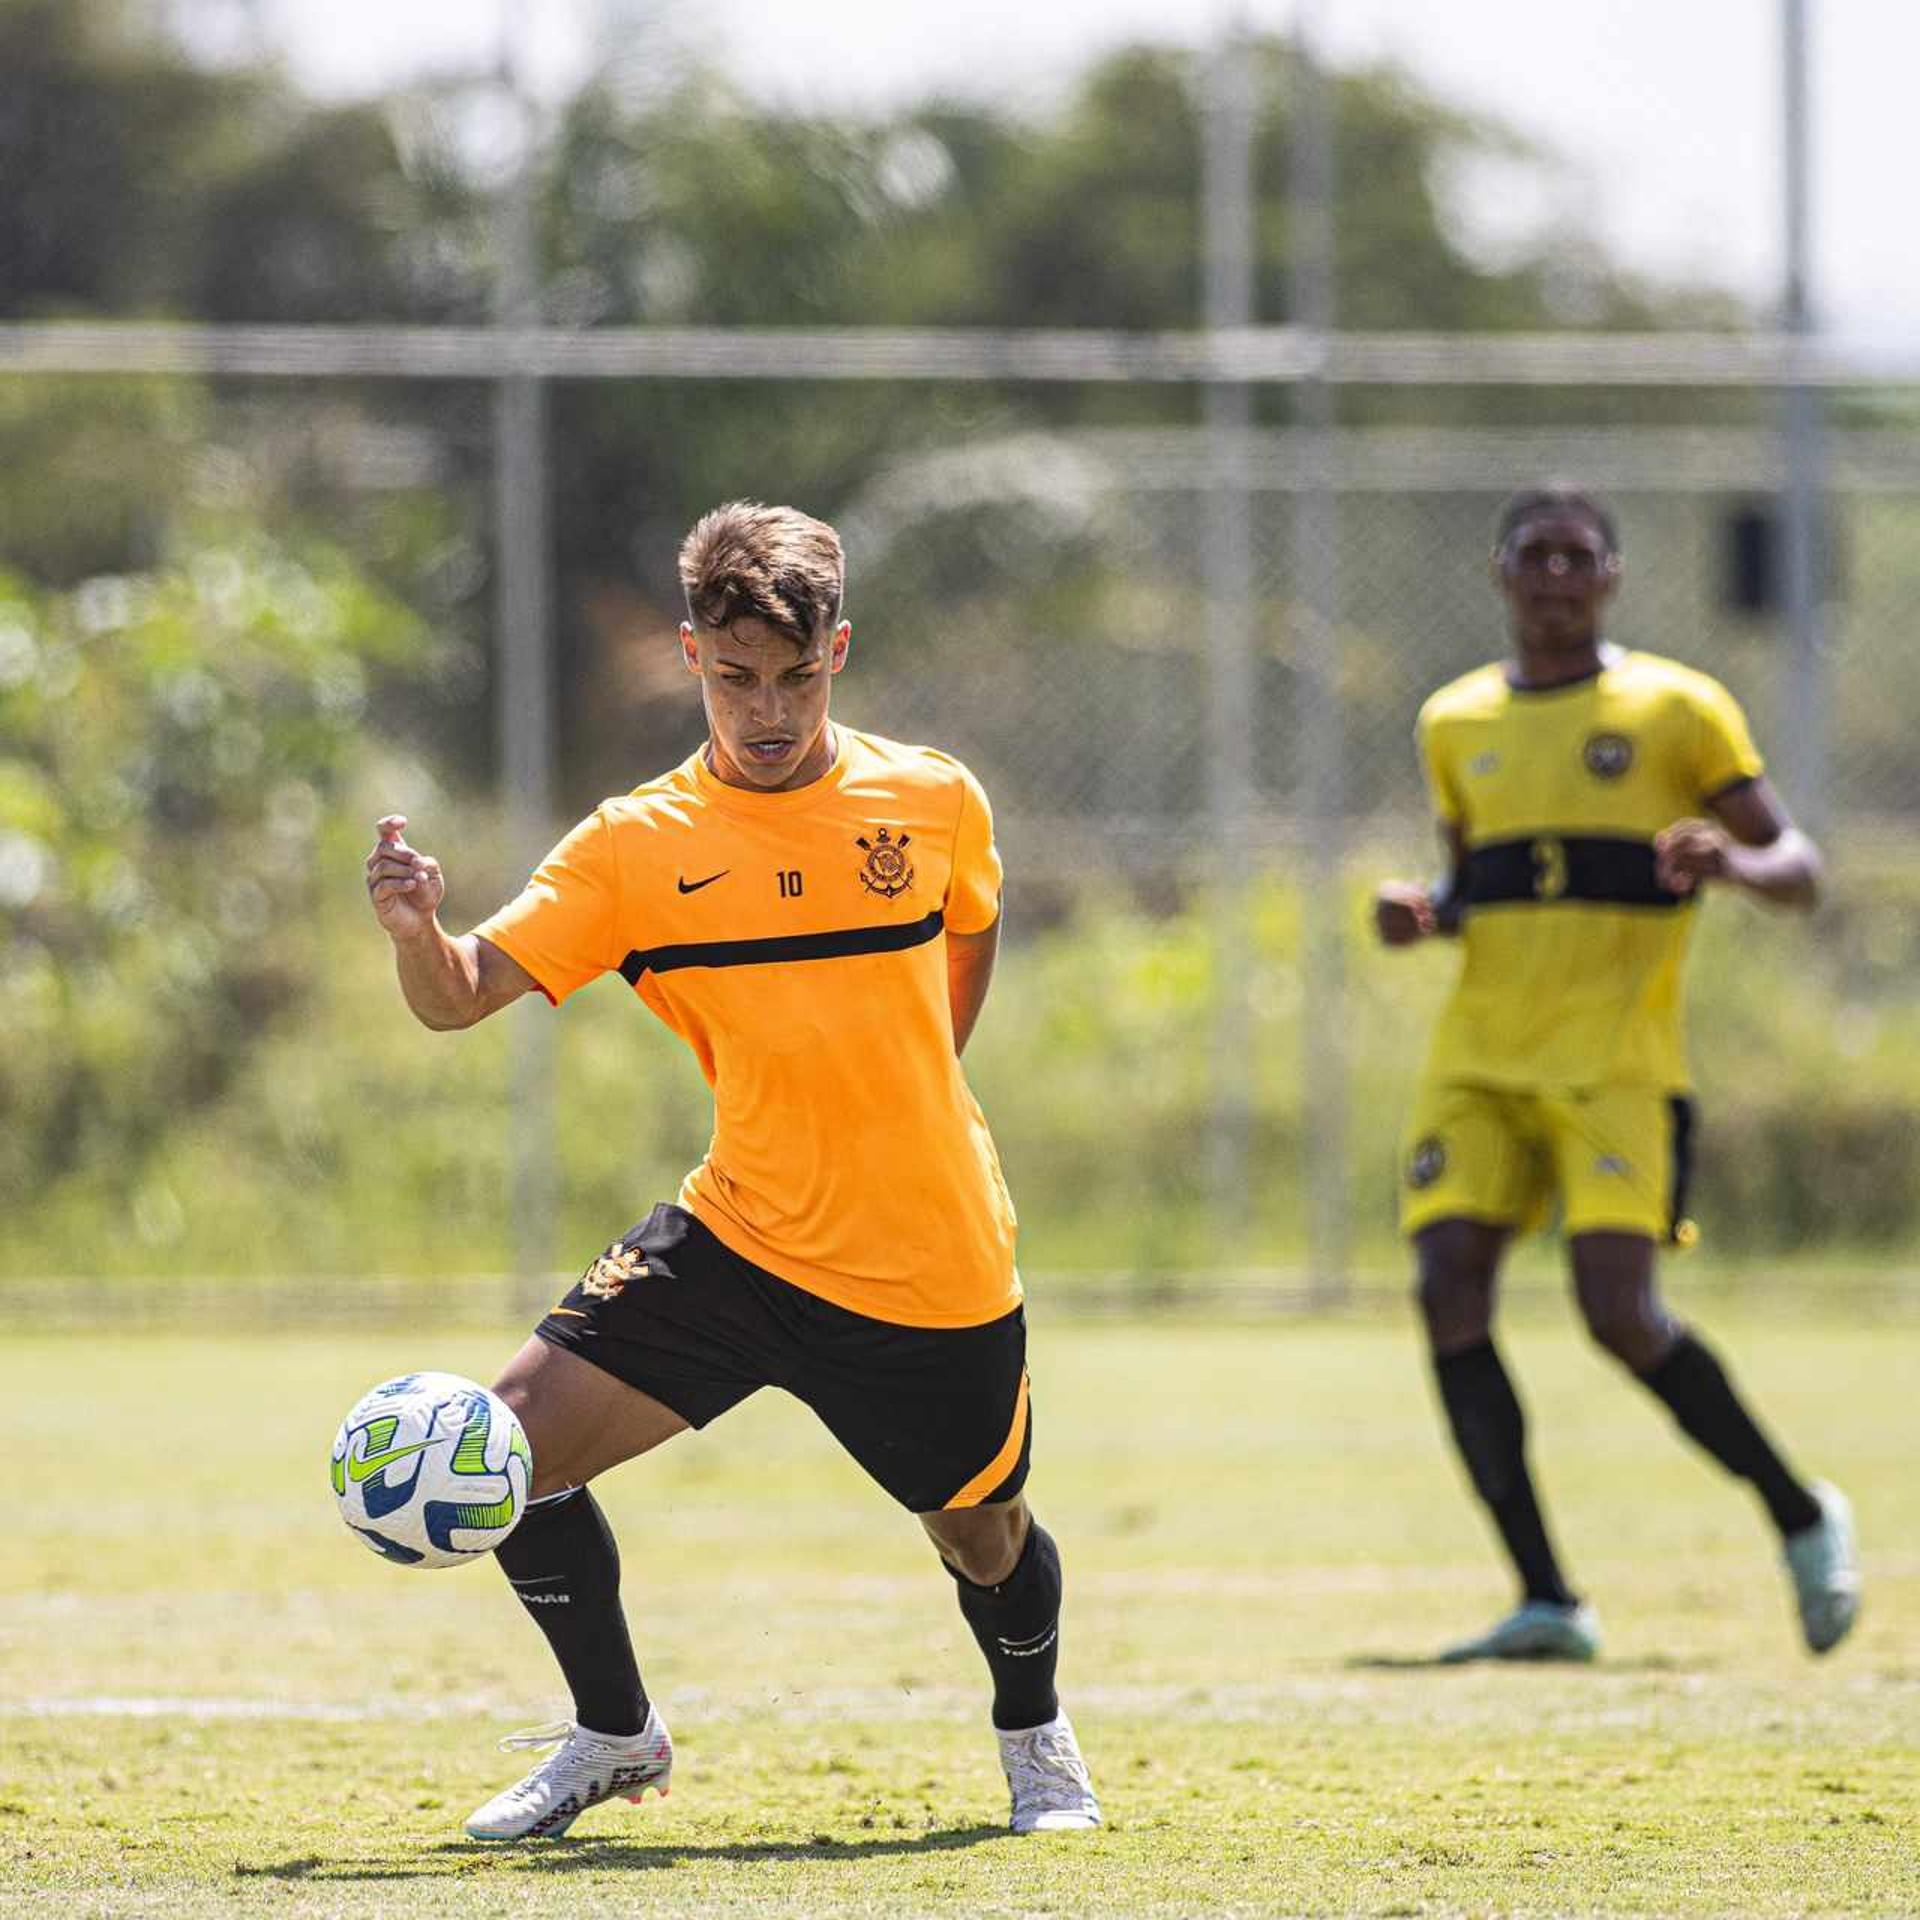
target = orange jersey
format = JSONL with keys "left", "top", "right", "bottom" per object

{"left": 474, "top": 726, "right": 1018, "bottom": 1329}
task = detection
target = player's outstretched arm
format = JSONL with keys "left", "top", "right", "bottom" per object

{"left": 1655, "top": 779, "right": 1822, "bottom": 912}
{"left": 365, "top": 813, "right": 539, "bottom": 1029}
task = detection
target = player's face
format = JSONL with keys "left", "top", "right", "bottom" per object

{"left": 1494, "top": 512, "right": 1620, "bottom": 651}
{"left": 681, "top": 615, "right": 851, "bottom": 791}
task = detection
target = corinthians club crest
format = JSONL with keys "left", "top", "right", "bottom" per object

{"left": 581, "top": 1241, "right": 647, "bottom": 1300}
{"left": 856, "top": 827, "right": 915, "bottom": 899}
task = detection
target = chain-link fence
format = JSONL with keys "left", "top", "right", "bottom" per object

{"left": 6, "top": 338, "right": 1919, "bottom": 1302}
{"left": 834, "top": 421, "right": 1920, "bottom": 866}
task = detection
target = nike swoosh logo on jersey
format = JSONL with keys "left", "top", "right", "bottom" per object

{"left": 677, "top": 871, "right": 730, "bottom": 894}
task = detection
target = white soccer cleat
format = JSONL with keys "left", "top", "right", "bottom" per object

{"left": 997, "top": 1711, "right": 1102, "bottom": 1834}
{"left": 464, "top": 1708, "right": 673, "bottom": 1841}
{"left": 1783, "top": 1480, "right": 1861, "bottom": 1655}
{"left": 1438, "top": 1598, "right": 1601, "bottom": 1665}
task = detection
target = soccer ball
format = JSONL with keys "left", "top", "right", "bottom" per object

{"left": 329, "top": 1371, "right": 531, "bottom": 1569}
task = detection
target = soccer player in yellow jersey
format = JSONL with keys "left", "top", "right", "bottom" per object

{"left": 1376, "top": 487, "right": 1860, "bottom": 1664}
{"left": 364, "top": 502, "right": 1100, "bottom": 1839}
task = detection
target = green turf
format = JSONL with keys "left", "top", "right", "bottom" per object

{"left": 4, "top": 1310, "right": 1916, "bottom": 1915}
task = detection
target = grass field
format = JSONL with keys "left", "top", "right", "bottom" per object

{"left": 5, "top": 1305, "right": 1917, "bottom": 1916}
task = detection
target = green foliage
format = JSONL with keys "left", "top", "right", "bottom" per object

{"left": 0, "top": 379, "right": 205, "bottom": 584}
{"left": 4, "top": 5, "right": 1900, "bottom": 1287}
{"left": 0, "top": 5, "right": 1771, "bottom": 829}
{"left": 0, "top": 0, "right": 236, "bottom": 317}
{"left": 532, "top": 40, "right": 1742, "bottom": 808}
{"left": 1680, "top": 850, "right": 1920, "bottom": 1251}
{"left": 2, "top": 3, "right": 1713, "bottom": 345}
{"left": 979, "top": 861, "right": 1920, "bottom": 1271}
{"left": 0, "top": 538, "right": 428, "bottom": 1231}
{"left": 0, "top": 0, "right": 485, "bottom": 325}
{"left": 10, "top": 835, "right": 1920, "bottom": 1280}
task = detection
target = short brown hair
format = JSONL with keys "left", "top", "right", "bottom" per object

{"left": 678, "top": 501, "right": 845, "bottom": 644}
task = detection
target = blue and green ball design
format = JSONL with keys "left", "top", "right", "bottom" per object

{"left": 328, "top": 1371, "right": 532, "bottom": 1569}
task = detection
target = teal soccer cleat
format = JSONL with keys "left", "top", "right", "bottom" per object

{"left": 1438, "top": 1599, "right": 1601, "bottom": 1665}
{"left": 1783, "top": 1481, "right": 1861, "bottom": 1655}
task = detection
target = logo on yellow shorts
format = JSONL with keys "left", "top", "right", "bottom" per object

{"left": 1407, "top": 1135, "right": 1448, "bottom": 1190}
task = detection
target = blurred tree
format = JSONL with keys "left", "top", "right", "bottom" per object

{"left": 0, "top": 0, "right": 493, "bottom": 778}
{"left": 14, "top": 14, "right": 1896, "bottom": 1282}
{"left": 0, "top": 0, "right": 223, "bottom": 317}
{"left": 534, "top": 42, "right": 1732, "bottom": 798}
{"left": 0, "top": 380, "right": 203, "bottom": 583}
{"left": 0, "top": 12, "right": 1744, "bottom": 801}
{"left": 0, "top": 536, "right": 428, "bottom": 1218}
{"left": 0, "top": 0, "right": 486, "bottom": 324}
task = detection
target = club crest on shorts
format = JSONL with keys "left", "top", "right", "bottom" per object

{"left": 855, "top": 827, "right": 915, "bottom": 899}
{"left": 1583, "top": 732, "right": 1634, "bottom": 779}
{"left": 582, "top": 1242, "right": 647, "bottom": 1300}
{"left": 1407, "top": 1135, "right": 1447, "bottom": 1190}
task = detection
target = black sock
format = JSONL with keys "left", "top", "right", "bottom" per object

{"left": 1434, "top": 1342, "right": 1578, "bottom": 1608}
{"left": 1638, "top": 1330, "right": 1821, "bottom": 1536}
{"left": 949, "top": 1522, "right": 1063, "bottom": 1732}
{"left": 494, "top": 1486, "right": 649, "bottom": 1737}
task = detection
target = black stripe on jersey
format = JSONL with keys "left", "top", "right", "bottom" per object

{"left": 619, "top": 907, "right": 945, "bottom": 982}
{"left": 1463, "top": 836, "right": 1689, "bottom": 911}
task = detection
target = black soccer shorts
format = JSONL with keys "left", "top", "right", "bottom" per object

{"left": 533, "top": 1203, "right": 1031, "bottom": 1514}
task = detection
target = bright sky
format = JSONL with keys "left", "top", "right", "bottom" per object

{"left": 226, "top": 0, "right": 1908, "bottom": 346}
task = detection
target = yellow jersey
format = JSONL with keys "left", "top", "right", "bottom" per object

{"left": 1417, "top": 649, "right": 1765, "bottom": 1091}
{"left": 475, "top": 725, "right": 1017, "bottom": 1329}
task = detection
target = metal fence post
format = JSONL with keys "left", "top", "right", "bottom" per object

{"left": 493, "top": 15, "right": 559, "bottom": 1307}
{"left": 1201, "top": 18, "right": 1258, "bottom": 1246}
{"left": 1290, "top": 2, "right": 1349, "bottom": 1304}
{"left": 1780, "top": 0, "right": 1829, "bottom": 832}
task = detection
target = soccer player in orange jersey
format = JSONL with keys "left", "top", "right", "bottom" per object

{"left": 365, "top": 502, "right": 1099, "bottom": 1840}
{"left": 1376, "top": 487, "right": 1859, "bottom": 1664}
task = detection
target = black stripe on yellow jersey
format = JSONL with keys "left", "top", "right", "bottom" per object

{"left": 1462, "top": 835, "right": 1687, "bottom": 913}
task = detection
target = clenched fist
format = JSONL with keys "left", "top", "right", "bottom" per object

{"left": 1374, "top": 879, "right": 1438, "bottom": 947}
{"left": 1653, "top": 818, "right": 1732, "bottom": 896}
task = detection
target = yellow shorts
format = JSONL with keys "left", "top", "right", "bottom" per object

{"left": 1398, "top": 1081, "right": 1697, "bottom": 1245}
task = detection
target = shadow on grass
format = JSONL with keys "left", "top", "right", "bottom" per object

{"left": 1344, "top": 1652, "right": 1715, "bottom": 1672}
{"left": 235, "top": 1824, "right": 1007, "bottom": 1882}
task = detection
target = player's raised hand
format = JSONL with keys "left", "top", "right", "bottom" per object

{"left": 1374, "top": 880, "right": 1437, "bottom": 946}
{"left": 1654, "top": 818, "right": 1732, "bottom": 895}
{"left": 366, "top": 814, "right": 446, "bottom": 939}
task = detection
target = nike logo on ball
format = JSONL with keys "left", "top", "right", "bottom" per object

{"left": 677, "top": 871, "right": 729, "bottom": 894}
{"left": 345, "top": 1437, "right": 443, "bottom": 1484}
